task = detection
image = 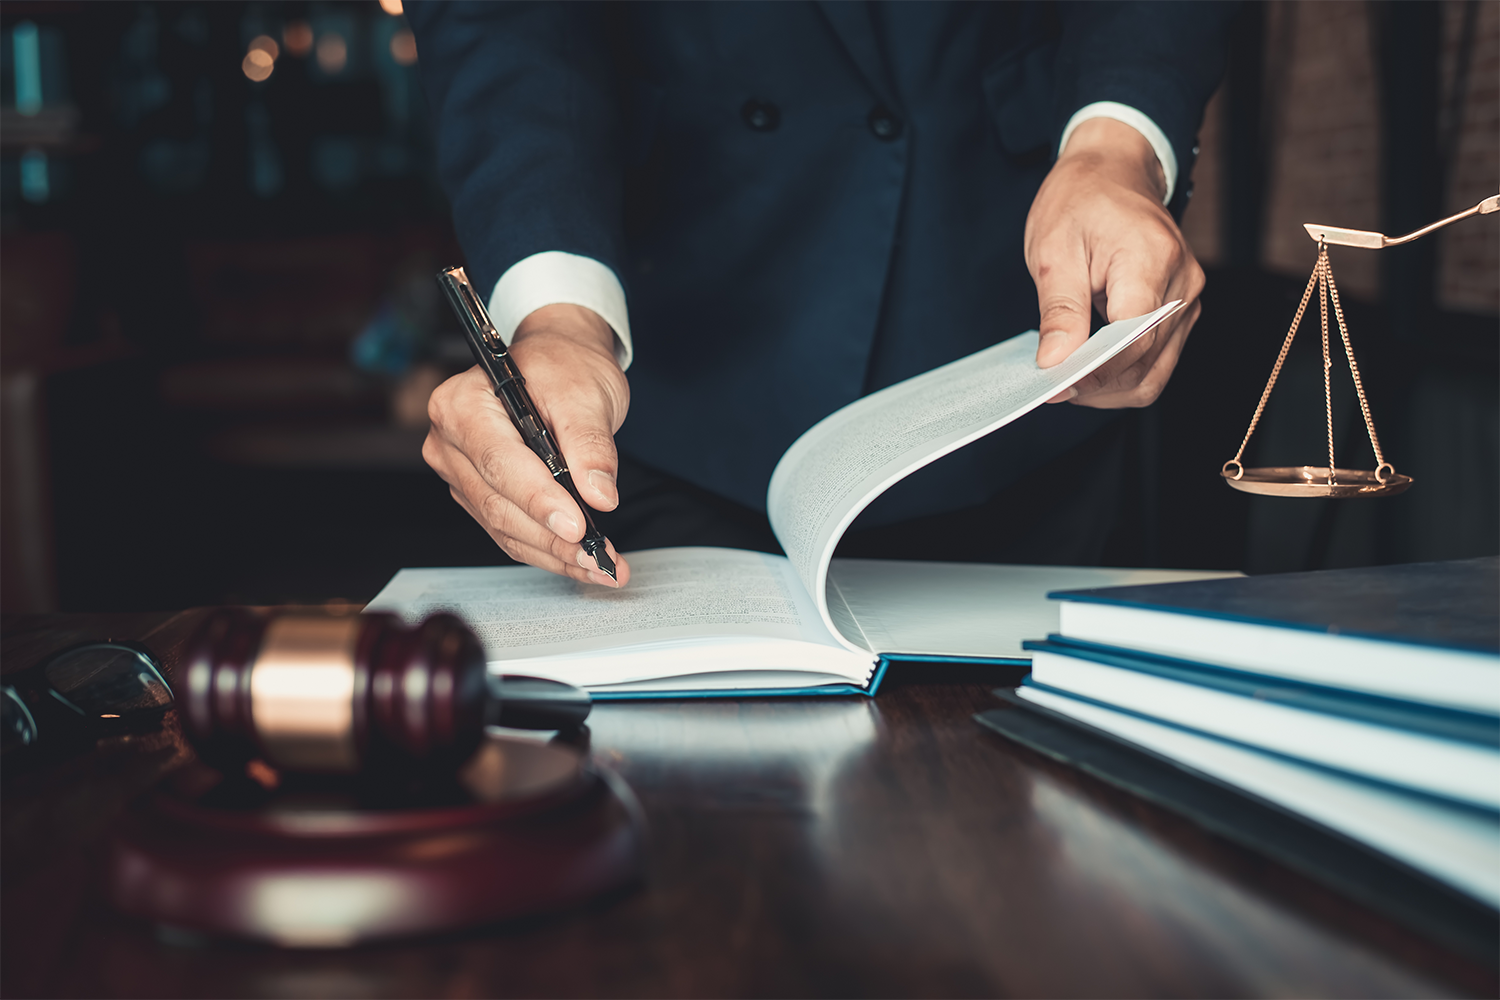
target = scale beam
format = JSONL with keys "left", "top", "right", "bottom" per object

{"left": 1304, "top": 193, "right": 1498, "bottom": 248}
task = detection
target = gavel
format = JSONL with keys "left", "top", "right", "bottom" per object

{"left": 179, "top": 609, "right": 590, "bottom": 775}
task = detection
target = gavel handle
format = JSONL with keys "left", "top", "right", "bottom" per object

{"left": 488, "top": 675, "right": 592, "bottom": 731}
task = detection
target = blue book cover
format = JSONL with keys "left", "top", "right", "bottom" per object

{"left": 1049, "top": 556, "right": 1498, "bottom": 655}
{"left": 1024, "top": 637, "right": 1500, "bottom": 746}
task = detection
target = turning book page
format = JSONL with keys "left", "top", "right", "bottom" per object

{"left": 365, "top": 547, "right": 877, "bottom": 689}
{"left": 767, "top": 303, "right": 1183, "bottom": 649}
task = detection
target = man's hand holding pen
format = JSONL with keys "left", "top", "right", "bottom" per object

{"left": 424, "top": 301, "right": 632, "bottom": 588}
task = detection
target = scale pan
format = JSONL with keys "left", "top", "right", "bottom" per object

{"left": 1222, "top": 465, "right": 1412, "bottom": 498}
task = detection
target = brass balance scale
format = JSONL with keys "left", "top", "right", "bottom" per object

{"left": 1221, "top": 193, "right": 1499, "bottom": 498}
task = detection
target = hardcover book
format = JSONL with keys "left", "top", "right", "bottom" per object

{"left": 1047, "top": 556, "right": 1500, "bottom": 713}
{"left": 1023, "top": 637, "right": 1500, "bottom": 809}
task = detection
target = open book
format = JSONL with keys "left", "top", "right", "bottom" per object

{"left": 368, "top": 304, "right": 1233, "bottom": 697}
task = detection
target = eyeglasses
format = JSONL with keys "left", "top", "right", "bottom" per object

{"left": 2, "top": 641, "right": 173, "bottom": 757}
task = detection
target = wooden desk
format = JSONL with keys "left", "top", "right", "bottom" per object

{"left": 3, "top": 610, "right": 1494, "bottom": 998}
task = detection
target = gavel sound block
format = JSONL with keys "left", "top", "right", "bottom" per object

{"left": 106, "top": 610, "right": 644, "bottom": 947}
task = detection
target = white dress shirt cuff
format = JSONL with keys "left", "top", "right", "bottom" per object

{"left": 487, "top": 251, "right": 634, "bottom": 370}
{"left": 1058, "top": 102, "right": 1179, "bottom": 205}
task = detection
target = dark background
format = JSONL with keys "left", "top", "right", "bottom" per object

{"left": 1, "top": 0, "right": 1495, "bottom": 613}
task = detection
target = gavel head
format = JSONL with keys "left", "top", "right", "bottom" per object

{"left": 179, "top": 610, "right": 490, "bottom": 776}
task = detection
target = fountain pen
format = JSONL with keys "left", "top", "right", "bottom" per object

{"left": 436, "top": 266, "right": 618, "bottom": 582}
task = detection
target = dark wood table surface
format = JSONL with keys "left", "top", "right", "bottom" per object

{"left": 3, "top": 609, "right": 1495, "bottom": 999}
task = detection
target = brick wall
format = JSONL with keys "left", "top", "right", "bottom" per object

{"left": 1179, "top": 85, "right": 1224, "bottom": 269}
{"left": 1180, "top": 0, "right": 1498, "bottom": 316}
{"left": 1437, "top": 0, "right": 1500, "bottom": 314}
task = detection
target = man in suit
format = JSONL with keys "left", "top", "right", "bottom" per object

{"left": 408, "top": 2, "right": 1235, "bottom": 587}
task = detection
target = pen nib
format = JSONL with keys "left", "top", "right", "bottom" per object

{"left": 586, "top": 541, "right": 618, "bottom": 582}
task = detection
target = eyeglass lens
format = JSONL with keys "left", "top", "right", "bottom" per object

{"left": 43, "top": 646, "right": 172, "bottom": 719}
{"left": 2, "top": 687, "right": 39, "bottom": 749}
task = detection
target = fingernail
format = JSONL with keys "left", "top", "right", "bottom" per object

{"left": 576, "top": 549, "right": 593, "bottom": 569}
{"left": 547, "top": 510, "right": 580, "bottom": 539}
{"left": 587, "top": 570, "right": 617, "bottom": 587}
{"left": 587, "top": 469, "right": 618, "bottom": 507}
{"left": 1046, "top": 387, "right": 1079, "bottom": 404}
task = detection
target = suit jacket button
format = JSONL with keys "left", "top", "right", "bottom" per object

{"left": 868, "top": 106, "right": 902, "bottom": 141}
{"left": 741, "top": 100, "right": 780, "bottom": 132}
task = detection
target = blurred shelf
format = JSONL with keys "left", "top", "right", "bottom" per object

{"left": 158, "top": 356, "right": 385, "bottom": 414}
{"left": 205, "top": 420, "right": 428, "bottom": 471}
{"left": 0, "top": 107, "right": 97, "bottom": 153}
{"left": 0, "top": 1, "right": 90, "bottom": 15}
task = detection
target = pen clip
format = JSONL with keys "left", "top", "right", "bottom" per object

{"left": 438, "top": 266, "right": 507, "bottom": 354}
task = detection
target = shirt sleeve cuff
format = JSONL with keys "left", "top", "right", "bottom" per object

{"left": 1058, "top": 101, "right": 1178, "bottom": 205}
{"left": 486, "top": 251, "right": 634, "bottom": 370}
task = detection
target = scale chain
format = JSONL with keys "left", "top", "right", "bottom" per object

{"left": 1223, "top": 240, "right": 1402, "bottom": 493}
{"left": 1319, "top": 248, "right": 1336, "bottom": 485}
{"left": 1225, "top": 254, "right": 1322, "bottom": 473}
{"left": 1323, "top": 258, "right": 1392, "bottom": 481}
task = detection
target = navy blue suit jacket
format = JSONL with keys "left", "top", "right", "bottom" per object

{"left": 409, "top": 1, "right": 1233, "bottom": 520}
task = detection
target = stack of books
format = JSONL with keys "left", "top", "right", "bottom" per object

{"left": 988, "top": 557, "right": 1500, "bottom": 911}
